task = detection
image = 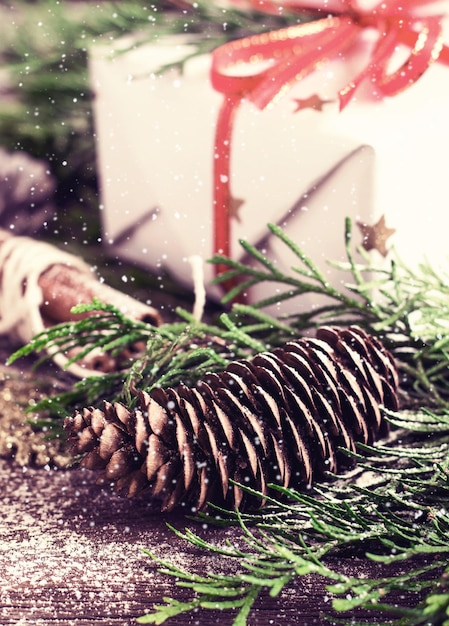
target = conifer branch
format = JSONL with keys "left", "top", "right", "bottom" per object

{"left": 139, "top": 420, "right": 449, "bottom": 624}
{"left": 8, "top": 219, "right": 449, "bottom": 624}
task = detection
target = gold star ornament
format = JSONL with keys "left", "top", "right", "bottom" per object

{"left": 229, "top": 195, "right": 245, "bottom": 222}
{"left": 357, "top": 215, "right": 396, "bottom": 257}
{"left": 293, "top": 94, "right": 334, "bottom": 112}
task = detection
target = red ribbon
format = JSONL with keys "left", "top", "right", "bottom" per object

{"left": 210, "top": 0, "right": 449, "bottom": 280}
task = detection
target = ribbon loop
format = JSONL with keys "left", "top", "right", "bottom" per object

{"left": 374, "top": 16, "right": 444, "bottom": 95}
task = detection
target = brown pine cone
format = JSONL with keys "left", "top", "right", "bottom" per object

{"left": 64, "top": 326, "right": 399, "bottom": 512}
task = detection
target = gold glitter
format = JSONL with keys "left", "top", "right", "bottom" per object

{"left": 0, "top": 363, "right": 71, "bottom": 468}
{"left": 414, "top": 28, "right": 429, "bottom": 54}
{"left": 431, "top": 35, "right": 444, "bottom": 62}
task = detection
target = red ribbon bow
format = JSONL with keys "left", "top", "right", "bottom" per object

{"left": 210, "top": 0, "right": 449, "bottom": 280}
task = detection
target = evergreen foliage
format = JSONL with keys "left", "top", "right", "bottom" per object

{"left": 138, "top": 427, "right": 449, "bottom": 625}
{"left": 9, "top": 220, "right": 449, "bottom": 623}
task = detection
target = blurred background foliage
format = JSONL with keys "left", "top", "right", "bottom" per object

{"left": 0, "top": 1, "right": 302, "bottom": 244}
{"left": 0, "top": 1, "right": 302, "bottom": 308}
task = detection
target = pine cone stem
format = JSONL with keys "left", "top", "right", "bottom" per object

{"left": 64, "top": 326, "right": 399, "bottom": 512}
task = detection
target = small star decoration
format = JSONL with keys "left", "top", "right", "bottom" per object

{"left": 293, "top": 94, "right": 334, "bottom": 112}
{"left": 230, "top": 195, "right": 245, "bottom": 222}
{"left": 357, "top": 215, "right": 396, "bottom": 257}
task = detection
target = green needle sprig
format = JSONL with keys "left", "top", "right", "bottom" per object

{"left": 9, "top": 218, "right": 449, "bottom": 413}
{"left": 139, "top": 421, "right": 449, "bottom": 625}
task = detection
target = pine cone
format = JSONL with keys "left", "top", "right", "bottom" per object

{"left": 64, "top": 326, "right": 399, "bottom": 512}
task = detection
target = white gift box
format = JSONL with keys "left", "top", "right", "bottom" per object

{"left": 89, "top": 23, "right": 449, "bottom": 312}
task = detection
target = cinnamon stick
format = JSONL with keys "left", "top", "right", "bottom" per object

{"left": 0, "top": 230, "right": 162, "bottom": 376}
{"left": 38, "top": 264, "right": 161, "bottom": 327}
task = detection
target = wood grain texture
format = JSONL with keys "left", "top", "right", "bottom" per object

{"left": 0, "top": 455, "right": 431, "bottom": 626}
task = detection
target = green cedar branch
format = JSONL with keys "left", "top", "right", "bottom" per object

{"left": 140, "top": 425, "right": 449, "bottom": 625}
{"left": 8, "top": 219, "right": 449, "bottom": 623}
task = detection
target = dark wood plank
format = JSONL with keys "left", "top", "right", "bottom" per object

{"left": 0, "top": 456, "right": 430, "bottom": 626}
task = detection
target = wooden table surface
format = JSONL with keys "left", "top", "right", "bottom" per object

{"left": 0, "top": 345, "right": 427, "bottom": 626}
{"left": 2, "top": 455, "right": 411, "bottom": 626}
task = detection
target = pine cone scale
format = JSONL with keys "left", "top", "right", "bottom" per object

{"left": 134, "top": 409, "right": 151, "bottom": 455}
{"left": 269, "top": 431, "right": 291, "bottom": 487}
{"left": 338, "top": 390, "right": 370, "bottom": 444}
{"left": 284, "top": 414, "right": 314, "bottom": 482}
{"left": 152, "top": 457, "right": 180, "bottom": 499}
{"left": 238, "top": 429, "right": 259, "bottom": 478}
{"left": 146, "top": 434, "right": 170, "bottom": 482}
{"left": 176, "top": 387, "right": 203, "bottom": 440}
{"left": 174, "top": 414, "right": 196, "bottom": 491}
{"left": 103, "top": 446, "right": 136, "bottom": 480}
{"left": 98, "top": 423, "right": 128, "bottom": 461}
